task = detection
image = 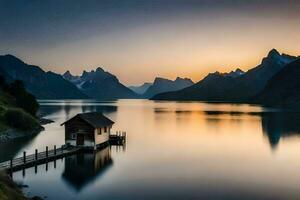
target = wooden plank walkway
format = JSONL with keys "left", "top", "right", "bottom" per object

{"left": 0, "top": 132, "right": 126, "bottom": 172}
{"left": 0, "top": 146, "right": 81, "bottom": 172}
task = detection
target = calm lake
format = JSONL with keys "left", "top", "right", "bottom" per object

{"left": 3, "top": 99, "right": 300, "bottom": 199}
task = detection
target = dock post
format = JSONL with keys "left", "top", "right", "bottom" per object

{"left": 23, "top": 151, "right": 26, "bottom": 164}
{"left": 54, "top": 145, "right": 56, "bottom": 155}
{"left": 35, "top": 149, "right": 38, "bottom": 160}
{"left": 46, "top": 146, "right": 48, "bottom": 158}
{"left": 61, "top": 145, "right": 63, "bottom": 154}
{"left": 10, "top": 159, "right": 13, "bottom": 169}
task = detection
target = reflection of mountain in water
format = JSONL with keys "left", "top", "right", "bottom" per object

{"left": 39, "top": 104, "right": 117, "bottom": 120}
{"left": 262, "top": 112, "right": 300, "bottom": 149}
{"left": 198, "top": 110, "right": 300, "bottom": 150}
{"left": 62, "top": 147, "right": 113, "bottom": 191}
{"left": 81, "top": 105, "right": 117, "bottom": 114}
{"left": 38, "top": 105, "right": 64, "bottom": 117}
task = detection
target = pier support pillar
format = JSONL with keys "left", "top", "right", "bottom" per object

{"left": 35, "top": 149, "right": 38, "bottom": 160}
{"left": 23, "top": 151, "right": 26, "bottom": 164}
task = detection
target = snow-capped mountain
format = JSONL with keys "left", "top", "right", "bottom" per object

{"left": 63, "top": 67, "right": 139, "bottom": 100}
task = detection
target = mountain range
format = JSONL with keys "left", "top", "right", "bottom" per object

{"left": 63, "top": 68, "right": 138, "bottom": 100}
{"left": 0, "top": 55, "right": 87, "bottom": 99}
{"left": 0, "top": 54, "right": 195, "bottom": 100}
{"left": 152, "top": 49, "right": 298, "bottom": 103}
{"left": 141, "top": 77, "right": 194, "bottom": 98}
{"left": 1, "top": 49, "right": 300, "bottom": 108}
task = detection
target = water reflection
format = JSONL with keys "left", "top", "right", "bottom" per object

{"left": 38, "top": 101, "right": 117, "bottom": 119}
{"left": 62, "top": 147, "right": 113, "bottom": 191}
{"left": 153, "top": 107, "right": 300, "bottom": 150}
{"left": 262, "top": 112, "right": 300, "bottom": 149}
{"left": 7, "top": 100, "right": 300, "bottom": 200}
{"left": 201, "top": 110, "right": 300, "bottom": 149}
{"left": 0, "top": 135, "right": 38, "bottom": 162}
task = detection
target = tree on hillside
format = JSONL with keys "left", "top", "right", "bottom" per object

{"left": 7, "top": 80, "right": 39, "bottom": 116}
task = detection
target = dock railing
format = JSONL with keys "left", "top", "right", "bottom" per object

{"left": 0, "top": 131, "right": 127, "bottom": 172}
{"left": 109, "top": 131, "right": 126, "bottom": 144}
{"left": 0, "top": 145, "right": 80, "bottom": 172}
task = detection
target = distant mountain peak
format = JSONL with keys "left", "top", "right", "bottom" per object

{"left": 63, "top": 67, "right": 138, "bottom": 99}
{"left": 63, "top": 70, "right": 72, "bottom": 76}
{"left": 143, "top": 76, "right": 194, "bottom": 98}
{"left": 96, "top": 67, "right": 105, "bottom": 73}
{"left": 3, "top": 54, "right": 21, "bottom": 60}
{"left": 204, "top": 72, "right": 222, "bottom": 81}
{"left": 153, "top": 77, "right": 169, "bottom": 83}
{"left": 175, "top": 77, "right": 185, "bottom": 81}
{"left": 235, "top": 68, "right": 244, "bottom": 73}
{"left": 226, "top": 68, "right": 245, "bottom": 78}
{"left": 262, "top": 48, "right": 297, "bottom": 66}
{"left": 268, "top": 48, "right": 280, "bottom": 57}
{"left": 175, "top": 77, "right": 193, "bottom": 82}
{"left": 63, "top": 70, "right": 79, "bottom": 81}
{"left": 1, "top": 54, "right": 25, "bottom": 65}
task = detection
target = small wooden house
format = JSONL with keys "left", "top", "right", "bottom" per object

{"left": 61, "top": 112, "right": 114, "bottom": 149}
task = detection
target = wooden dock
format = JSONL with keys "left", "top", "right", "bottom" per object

{"left": 0, "top": 145, "right": 81, "bottom": 172}
{"left": 109, "top": 131, "right": 126, "bottom": 145}
{"left": 0, "top": 133, "right": 126, "bottom": 172}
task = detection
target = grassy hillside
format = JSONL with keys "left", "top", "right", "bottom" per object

{"left": 0, "top": 79, "right": 41, "bottom": 134}
{"left": 0, "top": 80, "right": 41, "bottom": 199}
{"left": 0, "top": 89, "right": 16, "bottom": 132}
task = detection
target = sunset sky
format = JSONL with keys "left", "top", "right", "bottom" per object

{"left": 1, "top": 0, "right": 300, "bottom": 85}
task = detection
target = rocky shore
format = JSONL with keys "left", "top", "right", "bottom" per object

{"left": 0, "top": 117, "right": 53, "bottom": 143}
{"left": 0, "top": 127, "right": 44, "bottom": 143}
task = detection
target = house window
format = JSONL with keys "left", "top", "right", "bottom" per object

{"left": 97, "top": 128, "right": 102, "bottom": 135}
{"left": 71, "top": 133, "right": 76, "bottom": 139}
{"left": 104, "top": 127, "right": 107, "bottom": 132}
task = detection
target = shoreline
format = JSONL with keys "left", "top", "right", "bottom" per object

{"left": 0, "top": 117, "right": 54, "bottom": 143}
{"left": 0, "top": 118, "right": 53, "bottom": 199}
{"left": 0, "top": 171, "right": 43, "bottom": 200}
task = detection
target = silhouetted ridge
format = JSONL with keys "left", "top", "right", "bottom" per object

{"left": 63, "top": 68, "right": 139, "bottom": 100}
{"left": 256, "top": 58, "right": 300, "bottom": 107}
{"left": 0, "top": 55, "right": 87, "bottom": 99}
{"left": 143, "top": 77, "right": 194, "bottom": 98}
{"left": 152, "top": 49, "right": 297, "bottom": 102}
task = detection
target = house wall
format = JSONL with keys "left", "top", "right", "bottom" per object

{"left": 65, "top": 117, "right": 94, "bottom": 139}
{"left": 65, "top": 137, "right": 94, "bottom": 147}
{"left": 94, "top": 126, "right": 111, "bottom": 146}
{"left": 64, "top": 117, "right": 95, "bottom": 147}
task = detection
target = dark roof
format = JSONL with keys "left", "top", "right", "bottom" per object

{"left": 61, "top": 112, "right": 114, "bottom": 128}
